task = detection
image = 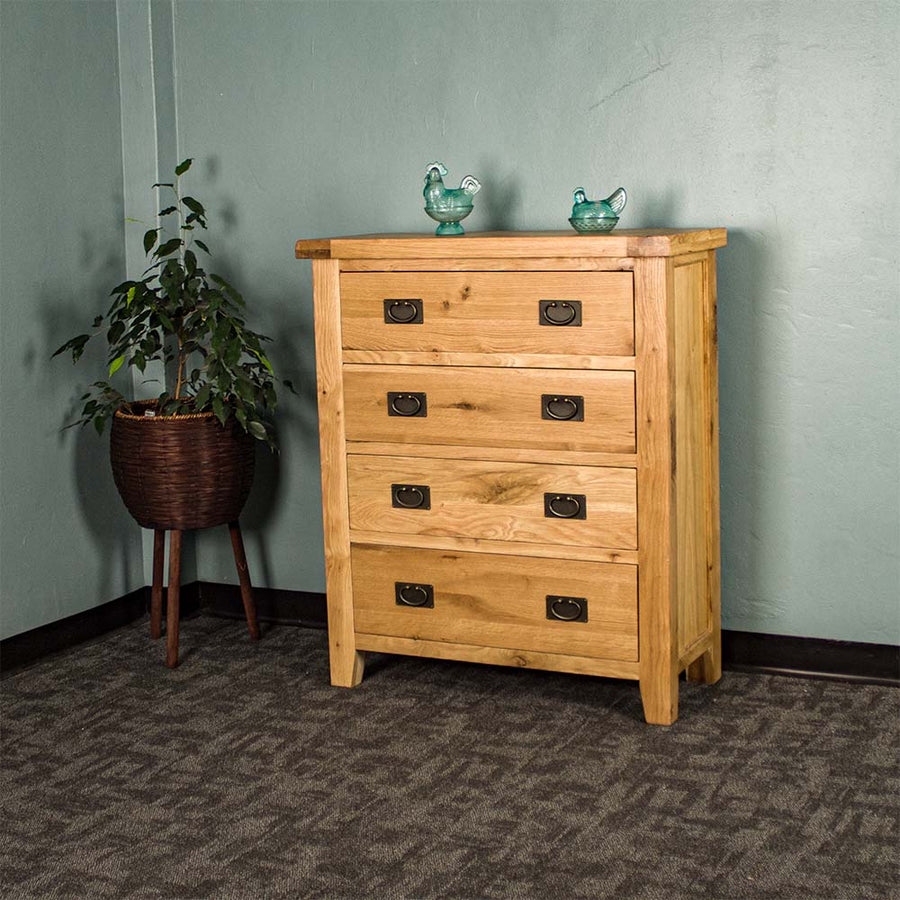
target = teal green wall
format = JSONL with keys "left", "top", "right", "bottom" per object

{"left": 172, "top": 0, "right": 899, "bottom": 643}
{"left": 3, "top": 1, "right": 897, "bottom": 645}
{"left": 0, "top": 0, "right": 144, "bottom": 638}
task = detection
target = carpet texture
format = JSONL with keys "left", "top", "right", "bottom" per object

{"left": 1, "top": 616, "right": 898, "bottom": 900}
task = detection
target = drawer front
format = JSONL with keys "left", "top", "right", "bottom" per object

{"left": 340, "top": 271, "right": 634, "bottom": 356}
{"left": 343, "top": 365, "right": 636, "bottom": 453}
{"left": 348, "top": 455, "right": 637, "bottom": 549}
{"left": 351, "top": 545, "right": 638, "bottom": 662}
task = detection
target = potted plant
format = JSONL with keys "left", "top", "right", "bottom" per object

{"left": 53, "top": 158, "right": 292, "bottom": 667}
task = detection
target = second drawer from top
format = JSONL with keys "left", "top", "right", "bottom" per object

{"left": 341, "top": 271, "right": 634, "bottom": 356}
{"left": 343, "top": 364, "right": 636, "bottom": 454}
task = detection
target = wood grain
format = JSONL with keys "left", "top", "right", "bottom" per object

{"left": 347, "top": 454, "right": 637, "bottom": 549}
{"left": 674, "top": 260, "right": 709, "bottom": 654}
{"left": 341, "top": 350, "right": 636, "bottom": 370}
{"left": 343, "top": 364, "right": 636, "bottom": 453}
{"left": 348, "top": 531, "right": 638, "bottom": 564}
{"left": 339, "top": 257, "right": 635, "bottom": 272}
{"left": 634, "top": 256, "right": 679, "bottom": 725}
{"left": 687, "top": 250, "right": 722, "bottom": 685}
{"left": 295, "top": 229, "right": 728, "bottom": 260}
{"left": 354, "top": 633, "right": 640, "bottom": 680}
{"left": 340, "top": 271, "right": 634, "bottom": 356}
{"left": 346, "top": 440, "right": 637, "bottom": 469}
{"left": 351, "top": 544, "right": 638, "bottom": 661}
{"left": 311, "top": 258, "right": 364, "bottom": 687}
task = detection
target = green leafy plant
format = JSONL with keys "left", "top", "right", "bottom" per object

{"left": 53, "top": 158, "right": 291, "bottom": 447}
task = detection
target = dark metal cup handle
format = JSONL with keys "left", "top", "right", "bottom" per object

{"left": 395, "top": 582, "right": 434, "bottom": 608}
{"left": 389, "top": 393, "right": 424, "bottom": 416}
{"left": 384, "top": 299, "right": 422, "bottom": 324}
{"left": 392, "top": 484, "right": 430, "bottom": 509}
{"left": 540, "top": 300, "right": 579, "bottom": 326}
{"left": 547, "top": 596, "right": 588, "bottom": 622}
{"left": 546, "top": 494, "right": 584, "bottom": 519}
{"left": 542, "top": 395, "right": 583, "bottom": 421}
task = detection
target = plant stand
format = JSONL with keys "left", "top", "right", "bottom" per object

{"left": 149, "top": 520, "right": 260, "bottom": 668}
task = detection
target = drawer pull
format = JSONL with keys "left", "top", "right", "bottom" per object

{"left": 539, "top": 299, "right": 582, "bottom": 327}
{"left": 384, "top": 298, "right": 423, "bottom": 324}
{"left": 395, "top": 582, "right": 434, "bottom": 608}
{"left": 541, "top": 394, "right": 584, "bottom": 421}
{"left": 544, "top": 493, "right": 587, "bottom": 520}
{"left": 546, "top": 595, "right": 588, "bottom": 623}
{"left": 391, "top": 484, "right": 431, "bottom": 510}
{"left": 387, "top": 391, "right": 427, "bottom": 417}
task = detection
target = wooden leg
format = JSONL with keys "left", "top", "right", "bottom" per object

{"left": 686, "top": 638, "right": 722, "bottom": 684}
{"left": 165, "top": 530, "right": 182, "bottom": 669}
{"left": 150, "top": 529, "right": 165, "bottom": 640}
{"left": 639, "top": 664, "right": 679, "bottom": 725}
{"left": 228, "top": 521, "right": 260, "bottom": 641}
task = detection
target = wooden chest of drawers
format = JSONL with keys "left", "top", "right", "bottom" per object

{"left": 295, "top": 230, "right": 726, "bottom": 724}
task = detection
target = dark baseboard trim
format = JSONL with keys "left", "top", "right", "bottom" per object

{"left": 3, "top": 584, "right": 898, "bottom": 686}
{"left": 1, "top": 584, "right": 201, "bottom": 675}
{"left": 723, "top": 630, "right": 899, "bottom": 687}
{"left": 198, "top": 582, "right": 327, "bottom": 630}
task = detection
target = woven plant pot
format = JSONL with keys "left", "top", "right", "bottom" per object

{"left": 110, "top": 400, "right": 255, "bottom": 531}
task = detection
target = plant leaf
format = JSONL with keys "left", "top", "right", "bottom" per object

{"left": 143, "top": 229, "right": 158, "bottom": 253}
{"left": 248, "top": 421, "right": 267, "bottom": 441}
{"left": 158, "top": 206, "right": 177, "bottom": 216}
{"left": 175, "top": 158, "right": 193, "bottom": 176}
{"left": 108, "top": 355, "right": 126, "bottom": 377}
{"left": 182, "top": 196, "right": 204, "bottom": 215}
{"left": 195, "top": 239, "right": 210, "bottom": 254}
{"left": 154, "top": 237, "right": 182, "bottom": 259}
{"left": 151, "top": 182, "right": 174, "bottom": 189}
{"left": 125, "top": 286, "right": 136, "bottom": 308}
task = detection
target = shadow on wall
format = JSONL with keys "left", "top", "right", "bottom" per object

{"left": 715, "top": 226, "right": 774, "bottom": 633}
{"left": 36, "top": 221, "right": 144, "bottom": 599}
{"left": 239, "top": 301, "right": 320, "bottom": 588}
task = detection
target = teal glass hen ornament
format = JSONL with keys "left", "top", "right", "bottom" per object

{"left": 569, "top": 187, "right": 627, "bottom": 233}
{"left": 423, "top": 162, "right": 481, "bottom": 235}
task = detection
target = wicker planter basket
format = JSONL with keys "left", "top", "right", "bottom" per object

{"left": 110, "top": 401, "right": 255, "bottom": 531}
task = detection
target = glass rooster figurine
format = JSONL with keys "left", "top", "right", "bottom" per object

{"left": 423, "top": 162, "right": 481, "bottom": 235}
{"left": 569, "top": 187, "right": 627, "bottom": 233}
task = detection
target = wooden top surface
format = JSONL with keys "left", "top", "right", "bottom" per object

{"left": 295, "top": 228, "right": 726, "bottom": 260}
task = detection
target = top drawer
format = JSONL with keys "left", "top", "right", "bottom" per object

{"left": 340, "top": 272, "right": 634, "bottom": 356}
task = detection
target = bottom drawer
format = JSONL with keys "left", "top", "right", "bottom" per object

{"left": 351, "top": 545, "right": 638, "bottom": 662}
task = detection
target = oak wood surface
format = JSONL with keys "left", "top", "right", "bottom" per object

{"left": 674, "top": 260, "right": 709, "bottom": 654}
{"left": 301, "top": 230, "right": 725, "bottom": 723}
{"left": 343, "top": 364, "right": 636, "bottom": 453}
{"left": 348, "top": 531, "right": 638, "bottom": 565}
{"left": 351, "top": 545, "right": 638, "bottom": 661}
{"left": 296, "top": 229, "right": 728, "bottom": 260}
{"left": 340, "top": 271, "right": 634, "bottom": 356}
{"left": 634, "top": 257, "right": 679, "bottom": 724}
{"left": 342, "top": 350, "right": 636, "bottom": 370}
{"left": 339, "top": 257, "right": 635, "bottom": 272}
{"left": 312, "top": 258, "right": 364, "bottom": 686}
{"left": 346, "top": 440, "right": 638, "bottom": 469}
{"left": 347, "top": 454, "right": 637, "bottom": 549}
{"left": 354, "top": 633, "right": 640, "bottom": 680}
{"left": 687, "top": 250, "right": 722, "bottom": 685}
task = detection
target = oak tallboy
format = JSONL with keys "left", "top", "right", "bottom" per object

{"left": 295, "top": 230, "right": 726, "bottom": 724}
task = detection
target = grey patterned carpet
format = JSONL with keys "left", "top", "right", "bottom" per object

{"left": 1, "top": 616, "right": 898, "bottom": 900}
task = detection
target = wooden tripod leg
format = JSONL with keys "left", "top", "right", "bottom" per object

{"left": 166, "top": 530, "right": 183, "bottom": 668}
{"left": 150, "top": 529, "right": 165, "bottom": 639}
{"left": 229, "top": 521, "right": 260, "bottom": 641}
